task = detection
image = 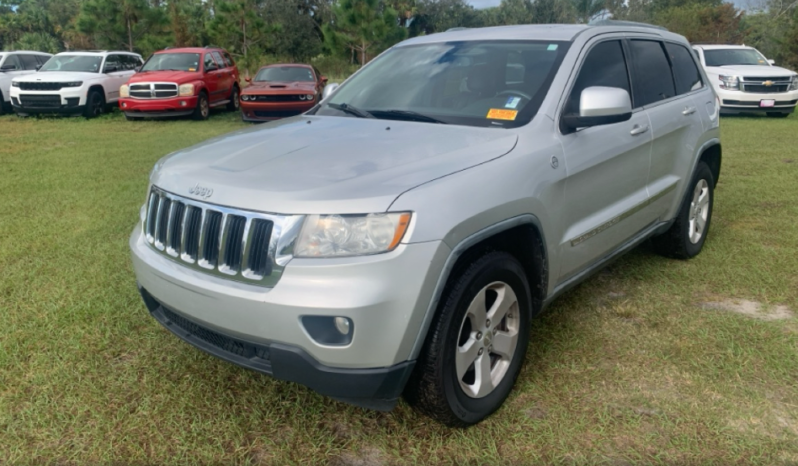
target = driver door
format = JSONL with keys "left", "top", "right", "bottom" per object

{"left": 103, "top": 54, "right": 134, "bottom": 103}
{"left": 203, "top": 53, "right": 222, "bottom": 103}
{"left": 554, "top": 38, "right": 653, "bottom": 281}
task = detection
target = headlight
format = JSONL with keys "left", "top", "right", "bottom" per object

{"left": 120, "top": 84, "right": 129, "bottom": 98}
{"left": 62, "top": 81, "right": 83, "bottom": 88}
{"left": 295, "top": 213, "right": 412, "bottom": 257}
{"left": 11, "top": 81, "right": 19, "bottom": 88}
{"left": 178, "top": 83, "right": 195, "bottom": 96}
{"left": 241, "top": 94, "right": 250, "bottom": 101}
{"left": 719, "top": 75, "right": 740, "bottom": 90}
{"left": 791, "top": 75, "right": 798, "bottom": 91}
{"left": 307, "top": 94, "right": 315, "bottom": 100}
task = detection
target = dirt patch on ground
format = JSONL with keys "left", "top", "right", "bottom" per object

{"left": 330, "top": 446, "right": 386, "bottom": 466}
{"left": 701, "top": 299, "right": 794, "bottom": 321}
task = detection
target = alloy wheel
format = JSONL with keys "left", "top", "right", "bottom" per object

{"left": 455, "top": 281, "right": 520, "bottom": 398}
{"left": 688, "top": 179, "right": 710, "bottom": 244}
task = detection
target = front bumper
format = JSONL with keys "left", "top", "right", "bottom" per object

{"left": 10, "top": 91, "right": 85, "bottom": 115}
{"left": 130, "top": 224, "right": 449, "bottom": 408}
{"left": 714, "top": 86, "right": 798, "bottom": 113}
{"left": 240, "top": 100, "right": 314, "bottom": 121}
{"left": 119, "top": 96, "right": 198, "bottom": 118}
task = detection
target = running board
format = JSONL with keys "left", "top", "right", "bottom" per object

{"left": 209, "top": 100, "right": 230, "bottom": 107}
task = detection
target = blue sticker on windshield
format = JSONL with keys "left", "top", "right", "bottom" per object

{"left": 505, "top": 96, "right": 521, "bottom": 109}
{"left": 547, "top": 44, "right": 558, "bottom": 51}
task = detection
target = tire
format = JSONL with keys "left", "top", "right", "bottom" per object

{"left": 83, "top": 89, "right": 105, "bottom": 119}
{"left": 766, "top": 112, "right": 790, "bottom": 118}
{"left": 0, "top": 91, "right": 5, "bottom": 115}
{"left": 192, "top": 92, "right": 210, "bottom": 121}
{"left": 651, "top": 162, "right": 715, "bottom": 259}
{"left": 226, "top": 85, "right": 240, "bottom": 111}
{"left": 404, "top": 251, "right": 532, "bottom": 427}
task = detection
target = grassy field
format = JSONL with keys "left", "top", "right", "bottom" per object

{"left": 0, "top": 109, "right": 796, "bottom": 465}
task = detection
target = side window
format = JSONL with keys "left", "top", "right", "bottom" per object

{"left": 223, "top": 52, "right": 235, "bottom": 68}
{"left": 211, "top": 51, "right": 225, "bottom": 68}
{"left": 628, "top": 40, "right": 677, "bottom": 107}
{"left": 3, "top": 54, "right": 21, "bottom": 70}
{"left": 35, "top": 55, "right": 49, "bottom": 66}
{"left": 104, "top": 55, "right": 121, "bottom": 72}
{"left": 565, "top": 40, "right": 630, "bottom": 115}
{"left": 203, "top": 53, "right": 216, "bottom": 71}
{"left": 666, "top": 43, "right": 703, "bottom": 95}
{"left": 19, "top": 54, "right": 39, "bottom": 70}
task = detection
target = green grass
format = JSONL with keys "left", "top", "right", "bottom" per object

{"left": 1, "top": 110, "right": 797, "bottom": 465}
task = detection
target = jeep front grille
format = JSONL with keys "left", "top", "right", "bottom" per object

{"left": 143, "top": 186, "right": 303, "bottom": 287}
{"left": 130, "top": 82, "right": 179, "bottom": 99}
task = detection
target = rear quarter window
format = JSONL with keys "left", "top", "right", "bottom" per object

{"left": 666, "top": 43, "right": 703, "bottom": 95}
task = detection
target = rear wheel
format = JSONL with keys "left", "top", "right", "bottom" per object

{"left": 404, "top": 251, "right": 532, "bottom": 427}
{"left": 651, "top": 162, "right": 714, "bottom": 259}
{"left": 83, "top": 89, "right": 105, "bottom": 119}
{"left": 766, "top": 112, "right": 790, "bottom": 118}
{"left": 192, "top": 92, "right": 210, "bottom": 121}
{"left": 226, "top": 85, "right": 240, "bottom": 111}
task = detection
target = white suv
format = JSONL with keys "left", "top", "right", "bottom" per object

{"left": 693, "top": 44, "right": 798, "bottom": 117}
{"left": 0, "top": 51, "right": 53, "bottom": 115}
{"left": 10, "top": 50, "right": 143, "bottom": 118}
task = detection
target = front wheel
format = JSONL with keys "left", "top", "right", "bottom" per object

{"left": 651, "top": 162, "right": 715, "bottom": 259}
{"left": 83, "top": 90, "right": 105, "bottom": 119}
{"left": 404, "top": 251, "right": 532, "bottom": 427}
{"left": 192, "top": 92, "right": 210, "bottom": 121}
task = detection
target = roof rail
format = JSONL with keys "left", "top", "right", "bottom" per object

{"left": 588, "top": 19, "right": 668, "bottom": 31}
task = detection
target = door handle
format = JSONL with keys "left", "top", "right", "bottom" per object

{"left": 630, "top": 124, "right": 649, "bottom": 136}
{"left": 683, "top": 106, "right": 697, "bottom": 115}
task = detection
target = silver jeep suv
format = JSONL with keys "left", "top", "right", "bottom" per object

{"left": 131, "top": 23, "right": 720, "bottom": 426}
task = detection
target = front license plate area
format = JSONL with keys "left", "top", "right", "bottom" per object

{"left": 760, "top": 99, "right": 776, "bottom": 108}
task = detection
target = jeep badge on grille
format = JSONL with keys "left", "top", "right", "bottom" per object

{"left": 188, "top": 183, "right": 213, "bottom": 199}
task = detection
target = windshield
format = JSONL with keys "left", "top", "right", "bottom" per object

{"left": 704, "top": 49, "right": 769, "bottom": 67}
{"left": 40, "top": 55, "right": 103, "bottom": 73}
{"left": 255, "top": 66, "right": 315, "bottom": 82}
{"left": 141, "top": 53, "right": 201, "bottom": 72}
{"left": 315, "top": 41, "right": 569, "bottom": 128}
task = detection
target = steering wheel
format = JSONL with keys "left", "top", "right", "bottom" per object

{"left": 497, "top": 89, "right": 533, "bottom": 100}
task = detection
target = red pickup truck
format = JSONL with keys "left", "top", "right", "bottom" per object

{"left": 119, "top": 47, "right": 240, "bottom": 120}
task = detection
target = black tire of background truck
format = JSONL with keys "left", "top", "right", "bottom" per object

{"left": 226, "top": 85, "right": 240, "bottom": 111}
{"left": 192, "top": 92, "right": 210, "bottom": 121}
{"left": 83, "top": 89, "right": 105, "bottom": 119}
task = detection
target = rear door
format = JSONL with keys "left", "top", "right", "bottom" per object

{"left": 211, "top": 51, "right": 233, "bottom": 100}
{"left": 555, "top": 38, "right": 654, "bottom": 281}
{"left": 103, "top": 54, "right": 135, "bottom": 103}
{"left": 202, "top": 52, "right": 222, "bottom": 102}
{"left": 627, "top": 39, "right": 705, "bottom": 219}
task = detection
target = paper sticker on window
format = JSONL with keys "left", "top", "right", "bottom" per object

{"left": 189, "top": 68, "right": 196, "bottom": 72}
{"left": 547, "top": 44, "right": 558, "bottom": 51}
{"left": 487, "top": 108, "right": 518, "bottom": 120}
{"left": 505, "top": 96, "right": 521, "bottom": 109}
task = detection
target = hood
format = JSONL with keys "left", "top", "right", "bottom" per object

{"left": 152, "top": 116, "right": 518, "bottom": 214}
{"left": 704, "top": 64, "right": 796, "bottom": 77}
{"left": 129, "top": 70, "right": 203, "bottom": 84}
{"left": 13, "top": 71, "right": 99, "bottom": 82}
{"left": 244, "top": 81, "right": 316, "bottom": 93}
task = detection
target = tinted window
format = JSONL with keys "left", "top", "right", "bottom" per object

{"left": 223, "top": 52, "right": 235, "bottom": 67}
{"left": 565, "top": 40, "right": 630, "bottom": 115}
{"left": 255, "top": 66, "right": 315, "bottom": 82}
{"left": 203, "top": 53, "right": 216, "bottom": 71}
{"left": 629, "top": 40, "right": 676, "bottom": 107}
{"left": 2, "top": 54, "right": 21, "bottom": 70}
{"left": 666, "top": 43, "right": 703, "bottom": 95}
{"left": 104, "top": 55, "right": 122, "bottom": 72}
{"left": 704, "top": 48, "right": 768, "bottom": 67}
{"left": 19, "top": 54, "right": 39, "bottom": 70}
{"left": 142, "top": 53, "right": 200, "bottom": 72}
{"left": 211, "top": 51, "right": 225, "bottom": 68}
{"left": 34, "top": 55, "right": 49, "bottom": 65}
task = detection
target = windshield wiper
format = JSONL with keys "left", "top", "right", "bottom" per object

{"left": 327, "top": 102, "right": 374, "bottom": 119}
{"left": 371, "top": 109, "right": 447, "bottom": 124}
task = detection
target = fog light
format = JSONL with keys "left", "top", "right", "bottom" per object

{"left": 334, "top": 317, "right": 350, "bottom": 335}
{"left": 121, "top": 102, "right": 127, "bottom": 108}
{"left": 301, "top": 316, "right": 354, "bottom": 346}
{"left": 180, "top": 101, "right": 186, "bottom": 107}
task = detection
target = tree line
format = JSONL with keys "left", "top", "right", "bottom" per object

{"left": 1, "top": 0, "right": 797, "bottom": 74}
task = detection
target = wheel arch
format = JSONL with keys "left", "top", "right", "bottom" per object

{"left": 699, "top": 142, "right": 722, "bottom": 187}
{"left": 408, "top": 215, "right": 548, "bottom": 360}
{"left": 87, "top": 84, "right": 105, "bottom": 101}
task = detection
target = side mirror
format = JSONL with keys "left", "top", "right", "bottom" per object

{"left": 35, "top": 64, "right": 43, "bottom": 71}
{"left": 320, "top": 75, "right": 328, "bottom": 84}
{"left": 562, "top": 86, "right": 632, "bottom": 132}
{"left": 134, "top": 66, "right": 141, "bottom": 72}
{"left": 244, "top": 76, "right": 252, "bottom": 83}
{"left": 0, "top": 64, "right": 16, "bottom": 72}
{"left": 104, "top": 65, "right": 119, "bottom": 73}
{"left": 205, "top": 65, "right": 217, "bottom": 73}
{"left": 767, "top": 59, "right": 775, "bottom": 65}
{"left": 321, "top": 83, "right": 339, "bottom": 101}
